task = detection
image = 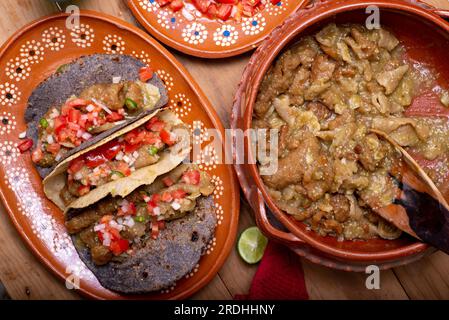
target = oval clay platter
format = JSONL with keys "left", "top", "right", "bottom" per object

{"left": 127, "top": 0, "right": 309, "bottom": 58}
{"left": 0, "top": 10, "right": 239, "bottom": 299}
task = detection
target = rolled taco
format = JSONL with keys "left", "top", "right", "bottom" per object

{"left": 43, "top": 110, "right": 191, "bottom": 212}
{"left": 65, "top": 164, "right": 216, "bottom": 294}
{"left": 25, "top": 54, "right": 169, "bottom": 178}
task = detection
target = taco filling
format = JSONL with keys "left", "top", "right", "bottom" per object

{"left": 32, "top": 67, "right": 161, "bottom": 168}
{"left": 66, "top": 165, "right": 214, "bottom": 266}
{"left": 60, "top": 115, "right": 184, "bottom": 205}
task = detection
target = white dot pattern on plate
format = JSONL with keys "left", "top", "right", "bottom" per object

{"left": 170, "top": 93, "right": 192, "bottom": 118}
{"left": 156, "top": 69, "right": 174, "bottom": 91}
{"left": 42, "top": 27, "right": 66, "bottom": 51}
{"left": 182, "top": 22, "right": 208, "bottom": 45}
{"left": 213, "top": 25, "right": 239, "bottom": 47}
{"left": 0, "top": 140, "right": 19, "bottom": 165}
{"left": 241, "top": 13, "right": 266, "bottom": 36}
{"left": 102, "top": 34, "right": 126, "bottom": 54}
{"left": 265, "top": 0, "right": 289, "bottom": 16}
{"left": 189, "top": 120, "right": 209, "bottom": 145}
{"left": 132, "top": 50, "right": 151, "bottom": 65}
{"left": 0, "top": 112, "right": 16, "bottom": 135}
{"left": 5, "top": 57, "right": 31, "bottom": 81}
{"left": 157, "top": 9, "right": 182, "bottom": 30}
{"left": 19, "top": 40, "right": 44, "bottom": 64}
{"left": 138, "top": 0, "right": 160, "bottom": 13}
{"left": 70, "top": 24, "right": 95, "bottom": 48}
{"left": 0, "top": 83, "right": 21, "bottom": 106}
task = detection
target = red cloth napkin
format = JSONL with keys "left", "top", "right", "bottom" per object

{"left": 235, "top": 241, "right": 309, "bottom": 300}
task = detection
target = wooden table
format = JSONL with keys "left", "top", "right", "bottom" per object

{"left": 0, "top": 0, "right": 449, "bottom": 300}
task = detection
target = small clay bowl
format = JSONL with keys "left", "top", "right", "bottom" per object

{"left": 232, "top": 0, "right": 449, "bottom": 265}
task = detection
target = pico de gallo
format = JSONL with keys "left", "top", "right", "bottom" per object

{"left": 60, "top": 114, "right": 184, "bottom": 205}
{"left": 66, "top": 165, "right": 214, "bottom": 265}
{"left": 31, "top": 67, "right": 162, "bottom": 169}
{"left": 156, "top": 0, "right": 281, "bottom": 21}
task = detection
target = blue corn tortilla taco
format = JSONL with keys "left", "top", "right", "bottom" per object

{"left": 65, "top": 164, "right": 216, "bottom": 294}
{"left": 25, "top": 54, "right": 169, "bottom": 178}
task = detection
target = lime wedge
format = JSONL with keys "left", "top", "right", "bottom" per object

{"left": 237, "top": 226, "right": 268, "bottom": 264}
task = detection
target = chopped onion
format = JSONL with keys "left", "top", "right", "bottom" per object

{"left": 82, "top": 132, "right": 92, "bottom": 140}
{"left": 92, "top": 99, "right": 112, "bottom": 115}
{"left": 55, "top": 152, "right": 63, "bottom": 162}
{"left": 94, "top": 224, "right": 106, "bottom": 232}
{"left": 123, "top": 155, "right": 131, "bottom": 163}
{"left": 153, "top": 206, "right": 161, "bottom": 216}
{"left": 46, "top": 135, "right": 55, "bottom": 144}
{"left": 171, "top": 202, "right": 181, "bottom": 210}
{"left": 132, "top": 151, "right": 139, "bottom": 159}
{"left": 112, "top": 76, "right": 122, "bottom": 84}
{"left": 18, "top": 131, "right": 27, "bottom": 139}
{"left": 115, "top": 151, "right": 124, "bottom": 161}
{"left": 86, "top": 104, "right": 95, "bottom": 112}
{"left": 143, "top": 195, "right": 151, "bottom": 203}
{"left": 74, "top": 172, "right": 83, "bottom": 181}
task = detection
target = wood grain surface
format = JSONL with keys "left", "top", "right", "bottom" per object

{"left": 0, "top": 0, "right": 448, "bottom": 300}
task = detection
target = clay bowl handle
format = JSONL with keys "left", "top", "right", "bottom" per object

{"left": 251, "top": 186, "right": 305, "bottom": 246}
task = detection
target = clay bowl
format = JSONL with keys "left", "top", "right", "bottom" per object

{"left": 232, "top": 0, "right": 449, "bottom": 266}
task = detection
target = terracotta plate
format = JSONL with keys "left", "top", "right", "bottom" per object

{"left": 126, "top": 0, "right": 309, "bottom": 58}
{"left": 0, "top": 10, "right": 239, "bottom": 299}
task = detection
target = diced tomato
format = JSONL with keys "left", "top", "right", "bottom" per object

{"left": 139, "top": 66, "right": 154, "bottom": 82}
{"left": 110, "top": 239, "right": 129, "bottom": 255}
{"left": 124, "top": 129, "right": 146, "bottom": 145}
{"left": 31, "top": 148, "right": 44, "bottom": 163}
{"left": 193, "top": 0, "right": 210, "bottom": 13}
{"left": 108, "top": 228, "right": 121, "bottom": 241}
{"left": 151, "top": 193, "right": 161, "bottom": 204}
{"left": 123, "top": 142, "right": 140, "bottom": 154}
{"left": 100, "top": 141, "right": 121, "bottom": 161}
{"left": 97, "top": 231, "right": 104, "bottom": 242}
{"left": 151, "top": 220, "right": 160, "bottom": 240}
{"left": 216, "top": 0, "right": 237, "bottom": 4}
{"left": 217, "top": 4, "right": 233, "bottom": 20}
{"left": 100, "top": 215, "right": 113, "bottom": 224}
{"left": 106, "top": 111, "right": 124, "bottom": 122}
{"left": 77, "top": 184, "right": 91, "bottom": 196}
{"left": 114, "top": 162, "right": 131, "bottom": 177}
{"left": 84, "top": 140, "right": 121, "bottom": 168}
{"left": 46, "top": 143, "right": 61, "bottom": 155}
{"left": 206, "top": 3, "right": 218, "bottom": 18}
{"left": 146, "top": 117, "right": 165, "bottom": 132}
{"left": 54, "top": 116, "right": 68, "bottom": 135}
{"left": 18, "top": 138, "right": 34, "bottom": 153}
{"left": 270, "top": 0, "right": 281, "bottom": 4}
{"left": 162, "top": 176, "right": 174, "bottom": 187}
{"left": 67, "top": 98, "right": 89, "bottom": 109}
{"left": 144, "top": 131, "right": 162, "bottom": 145}
{"left": 161, "top": 192, "right": 173, "bottom": 203}
{"left": 68, "top": 157, "right": 85, "bottom": 174}
{"left": 242, "top": 3, "right": 256, "bottom": 16}
{"left": 182, "top": 170, "right": 201, "bottom": 185}
{"left": 128, "top": 202, "right": 137, "bottom": 215}
{"left": 158, "top": 220, "right": 166, "bottom": 230}
{"left": 156, "top": 0, "right": 171, "bottom": 6}
{"left": 160, "top": 129, "right": 175, "bottom": 146}
{"left": 68, "top": 108, "right": 81, "bottom": 124}
{"left": 171, "top": 189, "right": 187, "bottom": 199}
{"left": 169, "top": 0, "right": 184, "bottom": 11}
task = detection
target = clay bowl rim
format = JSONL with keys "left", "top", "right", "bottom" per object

{"left": 240, "top": 0, "right": 449, "bottom": 262}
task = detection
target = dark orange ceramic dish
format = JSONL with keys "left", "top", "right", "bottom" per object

{"left": 232, "top": 0, "right": 449, "bottom": 268}
{"left": 0, "top": 11, "right": 239, "bottom": 299}
{"left": 126, "top": 0, "right": 309, "bottom": 58}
